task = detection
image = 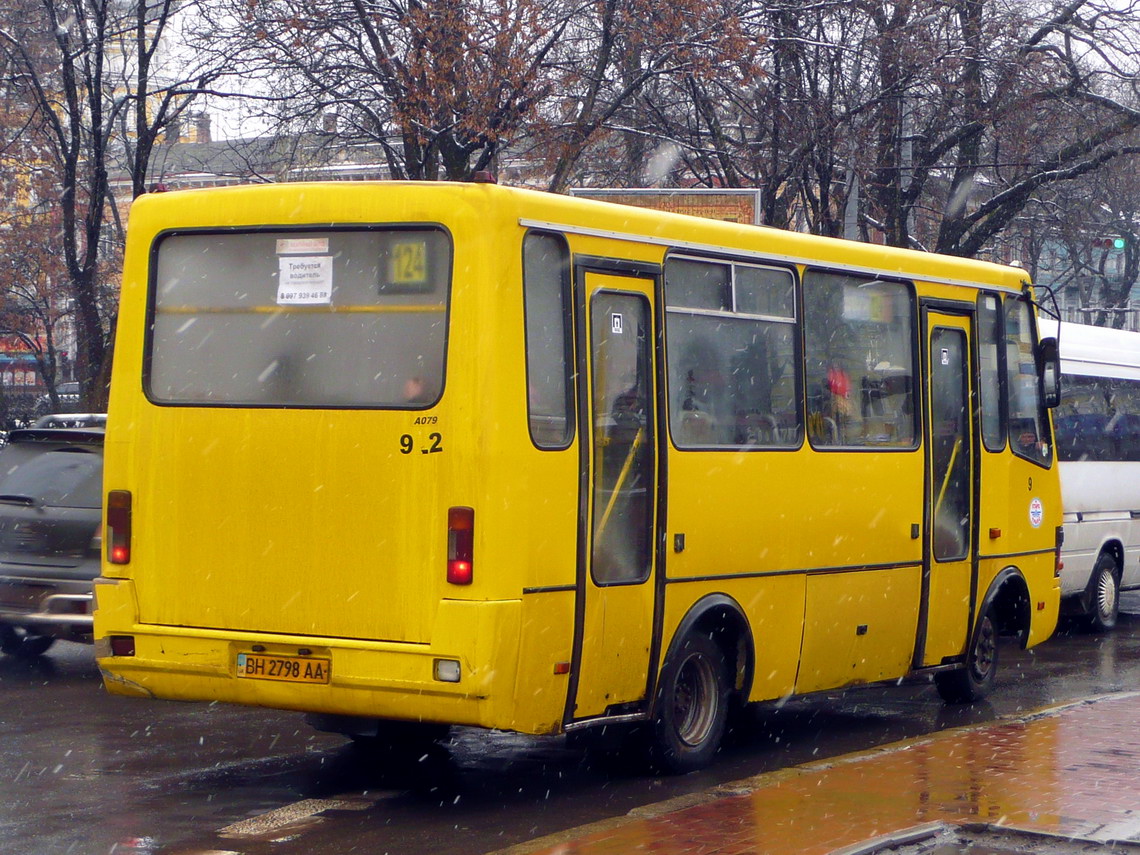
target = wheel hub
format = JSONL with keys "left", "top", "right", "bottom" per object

{"left": 1097, "top": 570, "right": 1118, "bottom": 619}
{"left": 674, "top": 654, "right": 718, "bottom": 747}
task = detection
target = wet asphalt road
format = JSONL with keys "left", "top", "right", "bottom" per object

{"left": 3, "top": 593, "right": 1139, "bottom": 855}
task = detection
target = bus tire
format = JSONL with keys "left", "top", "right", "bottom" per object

{"left": 649, "top": 632, "right": 729, "bottom": 774}
{"left": 934, "top": 606, "right": 998, "bottom": 704}
{"left": 1085, "top": 553, "right": 1120, "bottom": 633}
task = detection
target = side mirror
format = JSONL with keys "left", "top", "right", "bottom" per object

{"left": 1038, "top": 336, "right": 1061, "bottom": 409}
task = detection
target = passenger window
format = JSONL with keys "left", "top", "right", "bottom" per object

{"left": 666, "top": 258, "right": 731, "bottom": 312}
{"left": 665, "top": 257, "right": 800, "bottom": 448}
{"left": 803, "top": 271, "right": 916, "bottom": 448}
{"left": 978, "top": 294, "right": 1005, "bottom": 451}
{"left": 523, "top": 233, "right": 574, "bottom": 448}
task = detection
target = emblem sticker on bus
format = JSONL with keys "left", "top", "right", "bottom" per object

{"left": 611, "top": 313, "right": 623, "bottom": 334}
{"left": 1029, "top": 497, "right": 1044, "bottom": 528}
{"left": 275, "top": 237, "right": 329, "bottom": 255}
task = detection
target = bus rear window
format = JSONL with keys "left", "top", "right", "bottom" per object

{"left": 148, "top": 228, "right": 451, "bottom": 407}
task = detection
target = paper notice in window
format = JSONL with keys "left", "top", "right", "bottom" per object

{"left": 277, "top": 256, "right": 333, "bottom": 305}
{"left": 276, "top": 237, "right": 329, "bottom": 255}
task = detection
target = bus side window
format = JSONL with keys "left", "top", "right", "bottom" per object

{"left": 523, "top": 232, "right": 574, "bottom": 449}
{"left": 978, "top": 294, "right": 1005, "bottom": 451}
{"left": 665, "top": 257, "right": 800, "bottom": 448}
{"left": 803, "top": 271, "right": 916, "bottom": 449}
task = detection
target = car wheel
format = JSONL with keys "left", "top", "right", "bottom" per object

{"left": 649, "top": 632, "right": 730, "bottom": 774}
{"left": 1085, "top": 553, "right": 1120, "bottom": 633}
{"left": 0, "top": 625, "right": 55, "bottom": 658}
{"left": 0, "top": 624, "right": 16, "bottom": 655}
{"left": 935, "top": 606, "right": 998, "bottom": 704}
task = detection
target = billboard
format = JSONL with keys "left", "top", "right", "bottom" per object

{"left": 568, "top": 188, "right": 763, "bottom": 225}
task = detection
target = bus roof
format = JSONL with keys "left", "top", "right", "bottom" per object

{"left": 1040, "top": 319, "right": 1140, "bottom": 381}
{"left": 129, "top": 180, "right": 1031, "bottom": 294}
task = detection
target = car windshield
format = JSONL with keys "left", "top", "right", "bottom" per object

{"left": 0, "top": 448, "right": 102, "bottom": 508}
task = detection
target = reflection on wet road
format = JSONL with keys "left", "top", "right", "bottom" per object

{"left": 2, "top": 595, "right": 1138, "bottom": 855}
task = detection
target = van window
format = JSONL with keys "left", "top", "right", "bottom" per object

{"left": 1055, "top": 375, "right": 1140, "bottom": 462}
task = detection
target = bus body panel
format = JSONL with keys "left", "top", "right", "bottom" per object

{"left": 98, "top": 582, "right": 538, "bottom": 729}
{"left": 797, "top": 565, "right": 921, "bottom": 693}
{"left": 665, "top": 449, "right": 924, "bottom": 574}
{"left": 658, "top": 575, "right": 806, "bottom": 703}
{"left": 974, "top": 448, "right": 1063, "bottom": 648}
{"left": 516, "top": 590, "right": 577, "bottom": 732}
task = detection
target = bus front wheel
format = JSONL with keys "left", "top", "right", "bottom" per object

{"left": 649, "top": 632, "right": 730, "bottom": 774}
{"left": 1085, "top": 553, "right": 1120, "bottom": 633}
{"left": 935, "top": 607, "right": 998, "bottom": 704}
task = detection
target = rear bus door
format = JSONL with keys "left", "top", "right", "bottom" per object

{"left": 569, "top": 265, "right": 661, "bottom": 721}
{"left": 918, "top": 310, "right": 977, "bottom": 666}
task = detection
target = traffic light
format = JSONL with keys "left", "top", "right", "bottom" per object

{"left": 1091, "top": 237, "right": 1127, "bottom": 250}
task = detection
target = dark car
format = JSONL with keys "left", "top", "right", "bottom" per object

{"left": 0, "top": 425, "right": 104, "bottom": 657}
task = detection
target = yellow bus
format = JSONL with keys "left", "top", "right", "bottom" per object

{"left": 94, "top": 179, "right": 1063, "bottom": 772}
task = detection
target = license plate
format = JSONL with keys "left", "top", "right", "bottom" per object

{"left": 236, "top": 652, "right": 330, "bottom": 684}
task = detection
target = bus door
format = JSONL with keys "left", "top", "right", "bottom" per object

{"left": 569, "top": 268, "right": 660, "bottom": 721}
{"left": 918, "top": 311, "right": 976, "bottom": 667}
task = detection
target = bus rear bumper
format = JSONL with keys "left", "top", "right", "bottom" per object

{"left": 93, "top": 578, "right": 555, "bottom": 733}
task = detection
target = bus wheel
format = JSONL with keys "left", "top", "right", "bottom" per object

{"left": 649, "top": 632, "right": 730, "bottom": 774}
{"left": 1085, "top": 553, "right": 1120, "bottom": 633}
{"left": 935, "top": 607, "right": 998, "bottom": 704}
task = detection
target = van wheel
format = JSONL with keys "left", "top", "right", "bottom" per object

{"left": 649, "top": 632, "right": 729, "bottom": 773}
{"left": 0, "top": 625, "right": 55, "bottom": 658}
{"left": 1085, "top": 553, "right": 1120, "bottom": 633}
{"left": 935, "top": 607, "right": 998, "bottom": 704}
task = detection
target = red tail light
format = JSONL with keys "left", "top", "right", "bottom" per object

{"left": 107, "top": 490, "right": 132, "bottom": 565}
{"left": 447, "top": 506, "right": 474, "bottom": 585}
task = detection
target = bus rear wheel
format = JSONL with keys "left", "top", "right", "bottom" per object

{"left": 1085, "top": 553, "right": 1120, "bottom": 633}
{"left": 649, "top": 632, "right": 729, "bottom": 774}
{"left": 935, "top": 607, "right": 998, "bottom": 704}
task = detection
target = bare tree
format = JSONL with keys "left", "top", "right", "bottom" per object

{"left": 0, "top": 0, "right": 227, "bottom": 408}
{"left": 204, "top": 0, "right": 576, "bottom": 181}
{"left": 612, "top": 0, "right": 1140, "bottom": 265}
{"left": 537, "top": 0, "right": 756, "bottom": 191}
{"left": 1024, "top": 149, "right": 1140, "bottom": 328}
